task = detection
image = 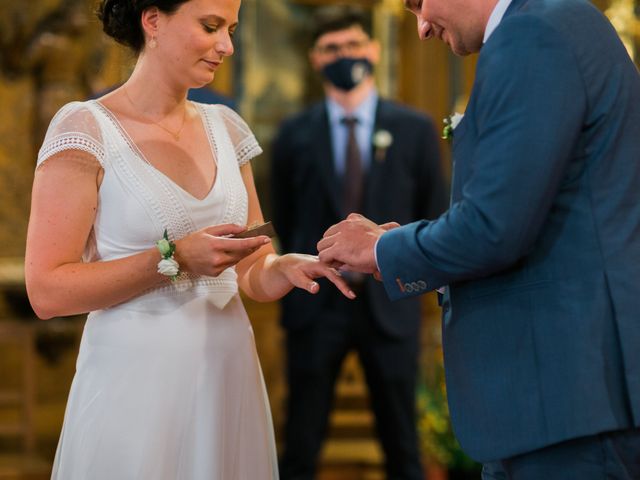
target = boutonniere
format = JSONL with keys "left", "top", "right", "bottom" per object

{"left": 372, "top": 129, "right": 393, "bottom": 162}
{"left": 442, "top": 112, "right": 464, "bottom": 141}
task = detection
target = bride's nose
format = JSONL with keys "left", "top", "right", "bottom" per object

{"left": 215, "top": 32, "right": 234, "bottom": 57}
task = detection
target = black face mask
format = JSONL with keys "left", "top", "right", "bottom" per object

{"left": 321, "top": 57, "right": 373, "bottom": 91}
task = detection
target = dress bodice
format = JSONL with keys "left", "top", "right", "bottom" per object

{"left": 37, "top": 100, "right": 263, "bottom": 308}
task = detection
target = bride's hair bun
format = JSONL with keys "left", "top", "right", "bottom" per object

{"left": 97, "top": 0, "right": 141, "bottom": 51}
{"left": 96, "top": 0, "right": 189, "bottom": 53}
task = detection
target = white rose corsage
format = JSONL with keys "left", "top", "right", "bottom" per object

{"left": 372, "top": 129, "right": 393, "bottom": 162}
{"left": 156, "top": 229, "right": 180, "bottom": 281}
{"left": 442, "top": 112, "right": 464, "bottom": 141}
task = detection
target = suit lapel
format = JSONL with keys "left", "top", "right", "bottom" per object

{"left": 311, "top": 105, "right": 343, "bottom": 217}
{"left": 451, "top": 0, "right": 527, "bottom": 202}
{"left": 365, "top": 99, "right": 389, "bottom": 215}
{"left": 503, "top": 0, "right": 528, "bottom": 20}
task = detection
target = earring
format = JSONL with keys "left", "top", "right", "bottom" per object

{"left": 149, "top": 36, "right": 157, "bottom": 49}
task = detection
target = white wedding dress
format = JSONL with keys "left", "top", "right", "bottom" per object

{"left": 38, "top": 100, "right": 279, "bottom": 479}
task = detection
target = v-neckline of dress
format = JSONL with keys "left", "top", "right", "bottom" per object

{"left": 93, "top": 99, "right": 220, "bottom": 202}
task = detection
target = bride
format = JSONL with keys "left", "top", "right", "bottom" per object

{"left": 24, "top": 0, "right": 355, "bottom": 478}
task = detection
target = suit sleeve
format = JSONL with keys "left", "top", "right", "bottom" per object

{"left": 270, "top": 120, "right": 296, "bottom": 253}
{"left": 378, "top": 16, "right": 587, "bottom": 300}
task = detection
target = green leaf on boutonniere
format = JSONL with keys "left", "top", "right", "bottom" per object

{"left": 442, "top": 112, "right": 464, "bottom": 141}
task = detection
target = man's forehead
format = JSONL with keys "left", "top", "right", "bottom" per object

{"left": 316, "top": 25, "right": 369, "bottom": 43}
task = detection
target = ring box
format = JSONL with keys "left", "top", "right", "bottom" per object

{"left": 231, "top": 221, "right": 276, "bottom": 239}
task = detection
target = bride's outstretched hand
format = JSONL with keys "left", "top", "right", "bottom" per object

{"left": 275, "top": 254, "right": 356, "bottom": 299}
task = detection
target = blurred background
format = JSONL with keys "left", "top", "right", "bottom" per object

{"left": 0, "top": 0, "right": 638, "bottom": 479}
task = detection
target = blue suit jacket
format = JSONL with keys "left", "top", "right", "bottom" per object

{"left": 377, "top": 0, "right": 640, "bottom": 462}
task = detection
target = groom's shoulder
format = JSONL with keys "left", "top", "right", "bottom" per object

{"left": 498, "top": 0, "right": 601, "bottom": 37}
{"left": 508, "top": 0, "right": 597, "bottom": 18}
{"left": 481, "top": 0, "right": 601, "bottom": 69}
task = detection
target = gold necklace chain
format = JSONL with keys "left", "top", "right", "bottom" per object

{"left": 122, "top": 86, "right": 187, "bottom": 141}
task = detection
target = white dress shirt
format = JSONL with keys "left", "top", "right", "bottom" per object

{"left": 484, "top": 0, "right": 513, "bottom": 43}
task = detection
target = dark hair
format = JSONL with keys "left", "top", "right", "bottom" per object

{"left": 311, "top": 6, "right": 372, "bottom": 45}
{"left": 96, "top": 0, "right": 190, "bottom": 53}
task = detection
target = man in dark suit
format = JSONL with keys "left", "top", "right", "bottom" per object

{"left": 271, "top": 8, "right": 447, "bottom": 480}
{"left": 318, "top": 0, "right": 640, "bottom": 478}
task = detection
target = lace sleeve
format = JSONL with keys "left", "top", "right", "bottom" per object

{"left": 216, "top": 105, "right": 263, "bottom": 166}
{"left": 37, "top": 101, "right": 105, "bottom": 168}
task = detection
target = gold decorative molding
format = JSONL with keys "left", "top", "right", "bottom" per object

{"left": 372, "top": 2, "right": 404, "bottom": 98}
{"left": 376, "top": 0, "right": 406, "bottom": 17}
{"left": 291, "top": 0, "right": 377, "bottom": 6}
{"left": 290, "top": 0, "right": 403, "bottom": 14}
{"left": 606, "top": 0, "right": 640, "bottom": 61}
{"left": 0, "top": 257, "right": 25, "bottom": 291}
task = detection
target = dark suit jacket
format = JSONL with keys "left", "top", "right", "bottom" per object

{"left": 272, "top": 98, "right": 447, "bottom": 338}
{"left": 377, "top": 0, "right": 640, "bottom": 462}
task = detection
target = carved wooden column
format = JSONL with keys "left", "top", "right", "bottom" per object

{"left": 606, "top": 0, "right": 640, "bottom": 63}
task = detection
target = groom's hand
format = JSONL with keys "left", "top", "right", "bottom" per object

{"left": 318, "top": 214, "right": 399, "bottom": 275}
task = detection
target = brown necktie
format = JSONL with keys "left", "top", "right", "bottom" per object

{"left": 341, "top": 117, "right": 363, "bottom": 215}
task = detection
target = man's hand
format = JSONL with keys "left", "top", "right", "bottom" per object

{"left": 317, "top": 213, "right": 400, "bottom": 275}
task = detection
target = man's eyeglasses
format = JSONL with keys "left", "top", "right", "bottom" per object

{"left": 314, "top": 39, "right": 369, "bottom": 56}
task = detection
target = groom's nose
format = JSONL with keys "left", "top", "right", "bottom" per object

{"left": 417, "top": 17, "right": 433, "bottom": 40}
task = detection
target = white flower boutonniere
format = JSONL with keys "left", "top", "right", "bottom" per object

{"left": 442, "top": 112, "right": 464, "bottom": 141}
{"left": 373, "top": 129, "right": 393, "bottom": 162}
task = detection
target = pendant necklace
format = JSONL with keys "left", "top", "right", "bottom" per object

{"left": 123, "top": 86, "right": 187, "bottom": 141}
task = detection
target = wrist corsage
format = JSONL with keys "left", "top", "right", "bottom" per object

{"left": 156, "top": 229, "right": 180, "bottom": 281}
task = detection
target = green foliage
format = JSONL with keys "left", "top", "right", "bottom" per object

{"left": 416, "top": 347, "right": 479, "bottom": 471}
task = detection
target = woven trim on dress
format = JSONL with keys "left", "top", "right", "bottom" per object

{"left": 196, "top": 103, "right": 219, "bottom": 163}
{"left": 213, "top": 104, "right": 262, "bottom": 166}
{"left": 199, "top": 105, "right": 248, "bottom": 226}
{"left": 90, "top": 101, "right": 244, "bottom": 300}
{"left": 138, "top": 270, "right": 239, "bottom": 299}
{"left": 90, "top": 101, "right": 242, "bottom": 298}
{"left": 92, "top": 100, "right": 197, "bottom": 241}
{"left": 235, "top": 136, "right": 263, "bottom": 166}
{"left": 38, "top": 132, "right": 106, "bottom": 167}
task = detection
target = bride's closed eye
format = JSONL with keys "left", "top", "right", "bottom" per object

{"left": 202, "top": 23, "right": 218, "bottom": 33}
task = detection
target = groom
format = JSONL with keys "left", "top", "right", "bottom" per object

{"left": 318, "top": 0, "right": 640, "bottom": 477}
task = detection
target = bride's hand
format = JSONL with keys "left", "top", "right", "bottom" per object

{"left": 274, "top": 254, "right": 356, "bottom": 299}
{"left": 175, "top": 224, "right": 271, "bottom": 277}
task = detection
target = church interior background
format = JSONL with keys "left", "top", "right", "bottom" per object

{"left": 0, "top": 0, "right": 638, "bottom": 478}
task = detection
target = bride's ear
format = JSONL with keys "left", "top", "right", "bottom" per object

{"left": 140, "top": 7, "right": 161, "bottom": 46}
